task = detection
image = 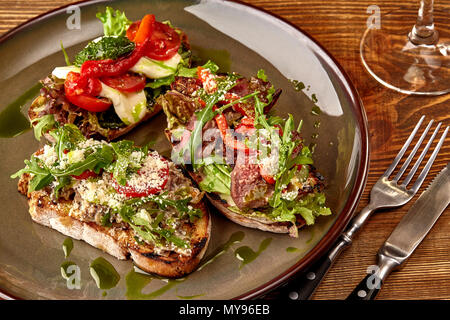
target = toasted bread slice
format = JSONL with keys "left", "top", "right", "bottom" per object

{"left": 18, "top": 171, "right": 211, "bottom": 278}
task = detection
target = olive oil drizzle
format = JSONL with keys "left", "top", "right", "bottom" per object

{"left": 234, "top": 237, "right": 272, "bottom": 269}
{"left": 0, "top": 82, "right": 42, "bottom": 138}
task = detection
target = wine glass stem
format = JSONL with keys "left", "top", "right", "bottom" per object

{"left": 409, "top": 0, "right": 439, "bottom": 45}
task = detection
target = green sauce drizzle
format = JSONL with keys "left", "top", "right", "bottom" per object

{"left": 234, "top": 237, "right": 272, "bottom": 268}
{"left": 290, "top": 79, "right": 305, "bottom": 91}
{"left": 89, "top": 257, "right": 120, "bottom": 290}
{"left": 286, "top": 247, "right": 298, "bottom": 253}
{"left": 125, "top": 270, "right": 182, "bottom": 300}
{"left": 0, "top": 82, "right": 41, "bottom": 138}
{"left": 197, "top": 231, "right": 245, "bottom": 271}
{"left": 62, "top": 238, "right": 73, "bottom": 258}
{"left": 125, "top": 231, "right": 245, "bottom": 299}
{"left": 311, "top": 105, "right": 321, "bottom": 116}
{"left": 60, "top": 261, "right": 77, "bottom": 280}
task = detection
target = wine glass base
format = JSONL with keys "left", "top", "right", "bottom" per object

{"left": 360, "top": 7, "right": 449, "bottom": 96}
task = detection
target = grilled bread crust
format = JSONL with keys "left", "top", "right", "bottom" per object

{"left": 18, "top": 174, "right": 211, "bottom": 278}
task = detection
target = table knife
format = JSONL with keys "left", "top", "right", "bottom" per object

{"left": 347, "top": 163, "right": 450, "bottom": 300}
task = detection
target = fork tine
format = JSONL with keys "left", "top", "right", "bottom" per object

{"left": 384, "top": 115, "right": 425, "bottom": 178}
{"left": 402, "top": 122, "right": 442, "bottom": 186}
{"left": 409, "top": 126, "right": 449, "bottom": 193}
{"left": 393, "top": 119, "right": 433, "bottom": 182}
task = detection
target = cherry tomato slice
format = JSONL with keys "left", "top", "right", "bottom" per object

{"left": 111, "top": 155, "right": 169, "bottom": 198}
{"left": 64, "top": 71, "right": 112, "bottom": 112}
{"left": 146, "top": 22, "right": 180, "bottom": 61}
{"left": 71, "top": 170, "right": 98, "bottom": 180}
{"left": 127, "top": 20, "right": 180, "bottom": 61}
{"left": 100, "top": 73, "right": 146, "bottom": 93}
{"left": 65, "top": 92, "right": 112, "bottom": 112}
{"left": 261, "top": 172, "right": 276, "bottom": 185}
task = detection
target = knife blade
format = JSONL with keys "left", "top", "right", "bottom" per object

{"left": 347, "top": 163, "right": 450, "bottom": 300}
{"left": 381, "top": 162, "right": 450, "bottom": 265}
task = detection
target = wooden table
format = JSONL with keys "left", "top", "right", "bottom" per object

{"left": 1, "top": 0, "right": 449, "bottom": 300}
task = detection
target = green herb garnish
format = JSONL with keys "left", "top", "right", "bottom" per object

{"left": 73, "top": 36, "right": 135, "bottom": 67}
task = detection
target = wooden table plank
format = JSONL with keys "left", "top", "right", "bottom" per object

{"left": 1, "top": 0, "right": 449, "bottom": 300}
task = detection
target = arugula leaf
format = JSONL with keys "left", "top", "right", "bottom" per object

{"left": 96, "top": 7, "right": 131, "bottom": 37}
{"left": 11, "top": 157, "right": 54, "bottom": 193}
{"left": 73, "top": 36, "right": 135, "bottom": 67}
{"left": 53, "top": 145, "right": 115, "bottom": 177}
{"left": 50, "top": 124, "right": 86, "bottom": 160}
{"left": 60, "top": 41, "right": 71, "bottom": 66}
{"left": 29, "top": 173, "right": 54, "bottom": 193}
{"left": 33, "top": 114, "right": 56, "bottom": 141}
{"left": 187, "top": 74, "right": 241, "bottom": 166}
{"left": 12, "top": 126, "right": 114, "bottom": 195}
{"left": 253, "top": 96, "right": 321, "bottom": 222}
{"left": 119, "top": 204, "right": 190, "bottom": 248}
{"left": 110, "top": 141, "right": 142, "bottom": 185}
{"left": 53, "top": 176, "right": 72, "bottom": 199}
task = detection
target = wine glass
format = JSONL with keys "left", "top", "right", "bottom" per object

{"left": 360, "top": 0, "right": 449, "bottom": 95}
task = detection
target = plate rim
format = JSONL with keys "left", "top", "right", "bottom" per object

{"left": 0, "top": 0, "right": 370, "bottom": 300}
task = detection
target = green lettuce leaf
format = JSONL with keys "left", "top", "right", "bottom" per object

{"left": 96, "top": 7, "right": 131, "bottom": 37}
{"left": 198, "top": 164, "right": 232, "bottom": 195}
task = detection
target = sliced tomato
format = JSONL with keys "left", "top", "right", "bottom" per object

{"left": 128, "top": 20, "right": 180, "bottom": 61}
{"left": 261, "top": 172, "right": 276, "bottom": 185}
{"left": 235, "top": 123, "right": 255, "bottom": 136}
{"left": 71, "top": 170, "right": 98, "bottom": 180}
{"left": 64, "top": 71, "right": 112, "bottom": 112}
{"left": 65, "top": 91, "right": 112, "bottom": 112}
{"left": 111, "top": 156, "right": 169, "bottom": 198}
{"left": 101, "top": 73, "right": 146, "bottom": 93}
{"left": 146, "top": 22, "right": 181, "bottom": 61}
{"left": 214, "top": 111, "right": 251, "bottom": 154}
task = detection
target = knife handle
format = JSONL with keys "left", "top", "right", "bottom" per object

{"left": 281, "top": 204, "right": 378, "bottom": 300}
{"left": 346, "top": 274, "right": 383, "bottom": 300}
{"left": 347, "top": 254, "right": 399, "bottom": 300}
{"left": 280, "top": 251, "right": 332, "bottom": 300}
{"left": 281, "top": 238, "right": 349, "bottom": 300}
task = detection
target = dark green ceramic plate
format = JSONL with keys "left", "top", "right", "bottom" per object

{"left": 0, "top": 0, "right": 369, "bottom": 299}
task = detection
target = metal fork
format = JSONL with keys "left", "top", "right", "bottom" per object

{"left": 282, "top": 115, "right": 449, "bottom": 300}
